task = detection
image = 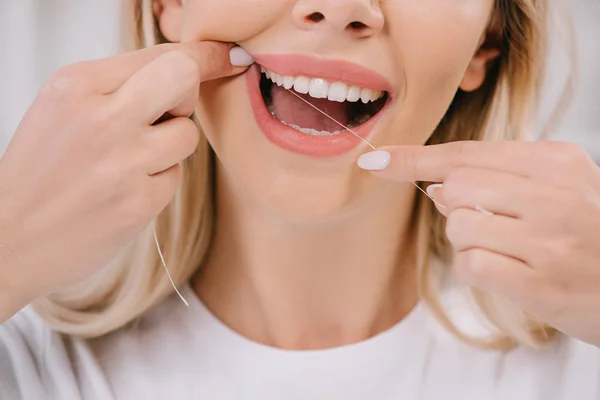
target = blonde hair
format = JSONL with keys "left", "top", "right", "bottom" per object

{"left": 34, "top": 0, "right": 561, "bottom": 349}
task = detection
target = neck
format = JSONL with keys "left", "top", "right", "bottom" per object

{"left": 195, "top": 172, "right": 420, "bottom": 350}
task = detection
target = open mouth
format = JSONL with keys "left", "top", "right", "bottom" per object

{"left": 259, "top": 66, "right": 390, "bottom": 136}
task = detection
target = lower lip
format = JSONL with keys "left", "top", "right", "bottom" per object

{"left": 245, "top": 65, "right": 388, "bottom": 158}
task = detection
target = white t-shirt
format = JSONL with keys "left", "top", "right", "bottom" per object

{"left": 1, "top": 285, "right": 599, "bottom": 400}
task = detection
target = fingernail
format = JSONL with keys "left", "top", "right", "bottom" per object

{"left": 426, "top": 183, "right": 443, "bottom": 198}
{"left": 229, "top": 46, "right": 254, "bottom": 67}
{"left": 357, "top": 151, "right": 391, "bottom": 171}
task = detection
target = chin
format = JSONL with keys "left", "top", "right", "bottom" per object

{"left": 256, "top": 177, "right": 370, "bottom": 223}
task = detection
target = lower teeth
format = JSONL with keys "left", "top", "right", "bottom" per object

{"left": 282, "top": 120, "right": 345, "bottom": 136}
{"left": 268, "top": 106, "right": 345, "bottom": 136}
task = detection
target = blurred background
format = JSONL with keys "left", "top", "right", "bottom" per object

{"left": 1, "top": 0, "right": 599, "bottom": 157}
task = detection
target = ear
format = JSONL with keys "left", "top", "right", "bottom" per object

{"left": 153, "top": 0, "right": 184, "bottom": 43}
{"left": 459, "top": 33, "right": 501, "bottom": 92}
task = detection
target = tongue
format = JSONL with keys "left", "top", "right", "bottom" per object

{"left": 271, "top": 85, "right": 349, "bottom": 132}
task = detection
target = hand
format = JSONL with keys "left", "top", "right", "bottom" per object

{"left": 0, "top": 42, "right": 253, "bottom": 321}
{"left": 359, "top": 141, "right": 600, "bottom": 347}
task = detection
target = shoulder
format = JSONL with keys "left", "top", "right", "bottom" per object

{"left": 425, "top": 286, "right": 600, "bottom": 396}
{"left": 0, "top": 307, "right": 83, "bottom": 399}
{"left": 0, "top": 307, "right": 52, "bottom": 398}
{"left": 1, "top": 306, "right": 53, "bottom": 349}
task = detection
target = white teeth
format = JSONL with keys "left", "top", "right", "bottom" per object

{"left": 293, "top": 76, "right": 310, "bottom": 94}
{"left": 327, "top": 82, "right": 348, "bottom": 102}
{"left": 283, "top": 76, "right": 295, "bottom": 89}
{"left": 360, "top": 89, "right": 373, "bottom": 104}
{"left": 261, "top": 66, "right": 386, "bottom": 104}
{"left": 281, "top": 120, "right": 345, "bottom": 136}
{"left": 346, "top": 86, "right": 362, "bottom": 102}
{"left": 308, "top": 78, "right": 329, "bottom": 99}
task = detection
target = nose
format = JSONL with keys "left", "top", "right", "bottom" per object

{"left": 292, "top": 0, "right": 384, "bottom": 39}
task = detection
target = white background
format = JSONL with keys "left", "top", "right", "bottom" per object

{"left": 1, "top": 1, "right": 599, "bottom": 157}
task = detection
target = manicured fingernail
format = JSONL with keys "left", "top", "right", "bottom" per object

{"left": 426, "top": 183, "right": 443, "bottom": 198}
{"left": 357, "top": 151, "right": 391, "bottom": 171}
{"left": 229, "top": 46, "right": 254, "bottom": 67}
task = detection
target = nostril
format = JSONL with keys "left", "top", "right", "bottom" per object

{"left": 305, "top": 12, "right": 325, "bottom": 23}
{"left": 348, "top": 21, "right": 367, "bottom": 30}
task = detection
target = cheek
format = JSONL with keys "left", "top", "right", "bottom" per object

{"left": 389, "top": 1, "right": 493, "bottom": 78}
{"left": 180, "top": 0, "right": 290, "bottom": 43}
{"left": 383, "top": 1, "right": 494, "bottom": 142}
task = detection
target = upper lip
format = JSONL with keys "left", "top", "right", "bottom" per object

{"left": 252, "top": 54, "right": 393, "bottom": 93}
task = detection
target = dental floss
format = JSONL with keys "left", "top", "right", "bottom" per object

{"left": 284, "top": 88, "right": 446, "bottom": 209}
{"left": 475, "top": 205, "right": 495, "bottom": 216}
{"left": 153, "top": 223, "right": 189, "bottom": 306}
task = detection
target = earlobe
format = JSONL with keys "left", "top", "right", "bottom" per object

{"left": 459, "top": 48, "right": 501, "bottom": 92}
{"left": 459, "top": 46, "right": 501, "bottom": 92}
{"left": 153, "top": 0, "right": 184, "bottom": 43}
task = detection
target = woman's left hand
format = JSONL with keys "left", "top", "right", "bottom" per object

{"left": 358, "top": 141, "right": 600, "bottom": 347}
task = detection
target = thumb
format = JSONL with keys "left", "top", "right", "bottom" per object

{"left": 183, "top": 42, "right": 254, "bottom": 82}
{"left": 85, "top": 42, "right": 254, "bottom": 94}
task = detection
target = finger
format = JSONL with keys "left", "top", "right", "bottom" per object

{"left": 446, "top": 208, "right": 535, "bottom": 264}
{"left": 148, "top": 163, "right": 183, "bottom": 213}
{"left": 141, "top": 117, "right": 200, "bottom": 175}
{"left": 453, "top": 248, "right": 543, "bottom": 305}
{"left": 87, "top": 42, "right": 251, "bottom": 94}
{"left": 114, "top": 50, "right": 201, "bottom": 124}
{"left": 430, "top": 167, "right": 553, "bottom": 219}
{"left": 360, "top": 141, "right": 547, "bottom": 183}
{"left": 425, "top": 183, "right": 449, "bottom": 217}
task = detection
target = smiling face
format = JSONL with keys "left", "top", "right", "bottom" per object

{"left": 154, "top": 0, "right": 499, "bottom": 221}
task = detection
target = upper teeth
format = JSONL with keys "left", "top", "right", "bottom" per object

{"left": 261, "top": 66, "right": 385, "bottom": 104}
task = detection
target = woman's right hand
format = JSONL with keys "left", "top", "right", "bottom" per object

{"left": 0, "top": 42, "right": 253, "bottom": 322}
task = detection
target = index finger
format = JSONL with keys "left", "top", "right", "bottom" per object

{"left": 81, "top": 42, "right": 252, "bottom": 94}
{"left": 362, "top": 141, "right": 540, "bottom": 183}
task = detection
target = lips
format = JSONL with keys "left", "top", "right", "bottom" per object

{"left": 245, "top": 55, "right": 393, "bottom": 158}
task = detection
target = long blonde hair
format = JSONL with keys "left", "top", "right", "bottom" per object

{"left": 34, "top": 0, "right": 560, "bottom": 349}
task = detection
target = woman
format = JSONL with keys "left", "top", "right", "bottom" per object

{"left": 1, "top": 0, "right": 600, "bottom": 398}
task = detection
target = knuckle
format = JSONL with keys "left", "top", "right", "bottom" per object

{"left": 546, "top": 189, "right": 583, "bottom": 227}
{"left": 176, "top": 118, "right": 200, "bottom": 153}
{"left": 531, "top": 237, "right": 572, "bottom": 271}
{"left": 170, "top": 50, "right": 200, "bottom": 80}
{"left": 550, "top": 142, "right": 591, "bottom": 167}
{"left": 455, "top": 141, "right": 477, "bottom": 163}
{"left": 454, "top": 249, "right": 487, "bottom": 285}
{"left": 445, "top": 208, "right": 469, "bottom": 240}
{"left": 156, "top": 166, "right": 183, "bottom": 206}
{"left": 43, "top": 64, "right": 91, "bottom": 99}
{"left": 154, "top": 51, "right": 199, "bottom": 86}
{"left": 395, "top": 149, "right": 421, "bottom": 179}
{"left": 168, "top": 164, "right": 184, "bottom": 189}
{"left": 443, "top": 168, "right": 471, "bottom": 204}
{"left": 88, "top": 99, "right": 119, "bottom": 133}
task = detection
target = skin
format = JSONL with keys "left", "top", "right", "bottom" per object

{"left": 154, "top": 0, "right": 502, "bottom": 349}
{"left": 0, "top": 42, "right": 251, "bottom": 322}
